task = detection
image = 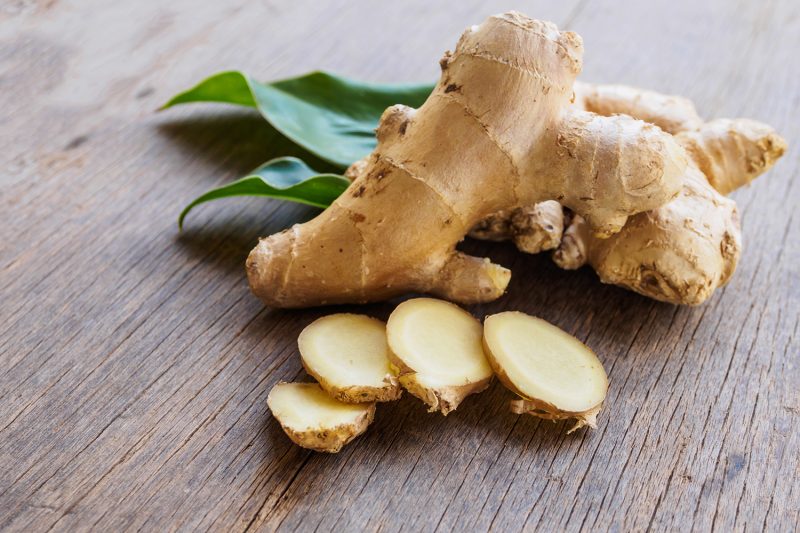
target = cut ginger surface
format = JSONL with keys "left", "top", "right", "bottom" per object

{"left": 483, "top": 311, "right": 607, "bottom": 432}
{"left": 267, "top": 382, "right": 375, "bottom": 453}
{"left": 386, "top": 298, "right": 493, "bottom": 415}
{"left": 298, "top": 313, "right": 400, "bottom": 402}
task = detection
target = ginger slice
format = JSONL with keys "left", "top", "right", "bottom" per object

{"left": 267, "top": 382, "right": 375, "bottom": 453}
{"left": 483, "top": 312, "right": 608, "bottom": 432}
{"left": 386, "top": 298, "right": 493, "bottom": 415}
{"left": 298, "top": 314, "right": 401, "bottom": 403}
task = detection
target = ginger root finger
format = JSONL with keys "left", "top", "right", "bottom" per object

{"left": 553, "top": 118, "right": 785, "bottom": 305}
{"left": 470, "top": 80, "right": 702, "bottom": 253}
{"left": 574, "top": 81, "right": 704, "bottom": 135}
{"left": 427, "top": 252, "right": 511, "bottom": 304}
{"left": 246, "top": 13, "right": 685, "bottom": 308}
{"left": 554, "top": 167, "right": 741, "bottom": 305}
{"left": 538, "top": 108, "right": 685, "bottom": 237}
{"left": 267, "top": 382, "right": 375, "bottom": 453}
{"left": 677, "top": 118, "right": 787, "bottom": 195}
{"left": 483, "top": 311, "right": 608, "bottom": 433}
{"left": 468, "top": 201, "right": 564, "bottom": 253}
{"left": 386, "top": 298, "right": 493, "bottom": 415}
{"left": 298, "top": 314, "right": 401, "bottom": 403}
{"left": 471, "top": 78, "right": 787, "bottom": 304}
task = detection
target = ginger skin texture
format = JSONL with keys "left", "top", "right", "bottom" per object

{"left": 553, "top": 118, "right": 785, "bottom": 305}
{"left": 246, "top": 12, "right": 686, "bottom": 308}
{"left": 573, "top": 82, "right": 704, "bottom": 135}
{"left": 468, "top": 85, "right": 787, "bottom": 305}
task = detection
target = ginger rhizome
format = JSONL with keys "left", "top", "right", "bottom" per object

{"left": 267, "top": 382, "right": 375, "bottom": 453}
{"left": 299, "top": 313, "right": 401, "bottom": 402}
{"left": 483, "top": 311, "right": 608, "bottom": 432}
{"left": 386, "top": 298, "right": 493, "bottom": 414}
{"left": 467, "top": 84, "right": 787, "bottom": 305}
{"left": 246, "top": 13, "right": 686, "bottom": 308}
{"left": 554, "top": 118, "right": 785, "bottom": 304}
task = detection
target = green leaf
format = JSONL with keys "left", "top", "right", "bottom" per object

{"left": 163, "top": 70, "right": 434, "bottom": 168}
{"left": 178, "top": 157, "right": 350, "bottom": 230}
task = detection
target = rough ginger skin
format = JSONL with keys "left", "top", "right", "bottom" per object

{"left": 468, "top": 83, "right": 787, "bottom": 304}
{"left": 553, "top": 118, "right": 786, "bottom": 305}
{"left": 247, "top": 13, "right": 686, "bottom": 308}
{"left": 468, "top": 82, "right": 708, "bottom": 252}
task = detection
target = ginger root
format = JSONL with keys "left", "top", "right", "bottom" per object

{"left": 386, "top": 298, "right": 493, "bottom": 414}
{"left": 677, "top": 118, "right": 786, "bottom": 195}
{"left": 298, "top": 313, "right": 401, "bottom": 402}
{"left": 483, "top": 311, "right": 608, "bottom": 432}
{"left": 246, "top": 12, "right": 686, "bottom": 308}
{"left": 267, "top": 382, "right": 375, "bottom": 453}
{"left": 554, "top": 119, "right": 786, "bottom": 304}
{"left": 468, "top": 81, "right": 707, "bottom": 251}
{"left": 470, "top": 84, "right": 787, "bottom": 305}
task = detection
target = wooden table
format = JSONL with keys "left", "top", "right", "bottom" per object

{"left": 2, "top": 1, "right": 797, "bottom": 531}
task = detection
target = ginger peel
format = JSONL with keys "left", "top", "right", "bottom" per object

{"left": 554, "top": 118, "right": 786, "bottom": 305}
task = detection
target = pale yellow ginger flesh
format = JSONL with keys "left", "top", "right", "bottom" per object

{"left": 483, "top": 311, "right": 608, "bottom": 433}
{"left": 246, "top": 12, "right": 686, "bottom": 308}
{"left": 386, "top": 298, "right": 493, "bottom": 415}
{"left": 298, "top": 314, "right": 401, "bottom": 402}
{"left": 267, "top": 382, "right": 375, "bottom": 453}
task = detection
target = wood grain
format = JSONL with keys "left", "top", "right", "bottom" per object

{"left": 1, "top": 0, "right": 797, "bottom": 531}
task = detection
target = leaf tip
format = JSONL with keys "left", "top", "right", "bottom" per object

{"left": 160, "top": 95, "right": 183, "bottom": 111}
{"left": 177, "top": 207, "right": 190, "bottom": 231}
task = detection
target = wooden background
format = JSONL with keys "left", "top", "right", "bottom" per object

{"left": 1, "top": 0, "right": 797, "bottom": 531}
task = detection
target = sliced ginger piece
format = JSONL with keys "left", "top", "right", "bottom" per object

{"left": 267, "top": 382, "right": 375, "bottom": 453}
{"left": 386, "top": 298, "right": 493, "bottom": 415}
{"left": 483, "top": 312, "right": 608, "bottom": 433}
{"left": 298, "top": 314, "right": 401, "bottom": 403}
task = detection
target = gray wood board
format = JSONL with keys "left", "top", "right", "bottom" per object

{"left": 0, "top": 0, "right": 797, "bottom": 531}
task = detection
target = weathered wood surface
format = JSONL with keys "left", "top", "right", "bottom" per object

{"left": 1, "top": 0, "right": 798, "bottom": 531}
